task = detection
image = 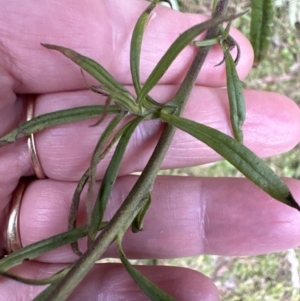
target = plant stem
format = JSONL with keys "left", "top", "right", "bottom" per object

{"left": 44, "top": 1, "right": 229, "bottom": 300}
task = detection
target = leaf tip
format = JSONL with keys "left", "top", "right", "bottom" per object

{"left": 41, "top": 44, "right": 80, "bottom": 62}
{"left": 287, "top": 193, "right": 300, "bottom": 212}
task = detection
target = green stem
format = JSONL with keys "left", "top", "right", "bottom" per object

{"left": 43, "top": 2, "right": 229, "bottom": 300}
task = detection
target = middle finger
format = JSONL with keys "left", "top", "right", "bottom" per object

{"left": 2, "top": 85, "right": 299, "bottom": 185}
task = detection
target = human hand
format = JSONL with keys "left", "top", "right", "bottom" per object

{"left": 1, "top": 0, "right": 300, "bottom": 300}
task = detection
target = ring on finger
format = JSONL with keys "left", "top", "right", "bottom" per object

{"left": 27, "top": 95, "right": 46, "bottom": 179}
{"left": 6, "top": 178, "right": 28, "bottom": 253}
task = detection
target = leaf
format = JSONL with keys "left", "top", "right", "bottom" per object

{"left": 250, "top": 0, "right": 274, "bottom": 64}
{"left": 69, "top": 113, "right": 125, "bottom": 256}
{"left": 88, "top": 117, "right": 144, "bottom": 244}
{"left": 130, "top": 0, "right": 164, "bottom": 109}
{"left": 0, "top": 265, "right": 71, "bottom": 285}
{"left": 32, "top": 281, "right": 60, "bottom": 301}
{"left": 0, "top": 105, "right": 121, "bottom": 147}
{"left": 130, "top": 0, "right": 160, "bottom": 96}
{"left": 132, "top": 192, "right": 151, "bottom": 233}
{"left": 225, "top": 52, "right": 245, "bottom": 142}
{"left": 41, "top": 44, "right": 125, "bottom": 95}
{"left": 138, "top": 12, "right": 244, "bottom": 103}
{"left": 160, "top": 111, "right": 300, "bottom": 211}
{"left": 117, "top": 236, "right": 178, "bottom": 301}
{"left": 0, "top": 222, "right": 109, "bottom": 273}
{"left": 0, "top": 226, "right": 87, "bottom": 272}
{"left": 68, "top": 169, "right": 89, "bottom": 257}
{"left": 86, "top": 112, "right": 126, "bottom": 226}
{"left": 41, "top": 44, "right": 140, "bottom": 114}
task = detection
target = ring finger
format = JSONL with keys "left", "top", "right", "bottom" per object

{"left": 3, "top": 176, "right": 299, "bottom": 263}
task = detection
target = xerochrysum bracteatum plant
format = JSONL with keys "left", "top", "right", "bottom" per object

{"left": 0, "top": 0, "right": 299, "bottom": 300}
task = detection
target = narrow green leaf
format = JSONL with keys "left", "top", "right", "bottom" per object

{"left": 86, "top": 112, "right": 126, "bottom": 227}
{"left": 42, "top": 44, "right": 127, "bottom": 95}
{"left": 0, "top": 105, "right": 121, "bottom": 147}
{"left": 222, "top": 20, "right": 231, "bottom": 40}
{"left": 117, "top": 236, "right": 177, "bottom": 301}
{"left": 131, "top": 0, "right": 159, "bottom": 95}
{"left": 0, "top": 221, "right": 107, "bottom": 273}
{"left": 69, "top": 113, "right": 125, "bottom": 257}
{"left": 130, "top": 0, "right": 164, "bottom": 110}
{"left": 212, "top": 0, "right": 218, "bottom": 13}
{"left": 32, "top": 281, "right": 60, "bottom": 301}
{"left": 0, "top": 226, "right": 87, "bottom": 272}
{"left": 132, "top": 192, "right": 151, "bottom": 233}
{"left": 160, "top": 111, "right": 300, "bottom": 211}
{"left": 138, "top": 12, "right": 245, "bottom": 103}
{"left": 68, "top": 169, "right": 89, "bottom": 257}
{"left": 0, "top": 265, "right": 71, "bottom": 285}
{"left": 225, "top": 52, "right": 245, "bottom": 142}
{"left": 41, "top": 44, "right": 140, "bottom": 113}
{"left": 70, "top": 113, "right": 129, "bottom": 237}
{"left": 88, "top": 117, "right": 144, "bottom": 244}
{"left": 250, "top": 0, "right": 274, "bottom": 64}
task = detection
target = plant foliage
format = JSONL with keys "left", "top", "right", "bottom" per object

{"left": 0, "top": 1, "right": 298, "bottom": 300}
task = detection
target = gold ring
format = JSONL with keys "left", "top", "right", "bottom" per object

{"left": 6, "top": 178, "right": 28, "bottom": 253}
{"left": 27, "top": 95, "right": 46, "bottom": 179}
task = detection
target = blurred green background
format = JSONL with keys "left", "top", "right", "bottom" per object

{"left": 159, "top": 1, "right": 300, "bottom": 300}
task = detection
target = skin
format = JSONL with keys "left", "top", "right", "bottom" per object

{"left": 0, "top": 0, "right": 300, "bottom": 300}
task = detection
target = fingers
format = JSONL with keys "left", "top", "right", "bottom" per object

{"left": 0, "top": 261, "right": 220, "bottom": 301}
{"left": 6, "top": 176, "right": 300, "bottom": 263}
{"left": 0, "top": 0, "right": 253, "bottom": 102}
{"left": 17, "top": 88, "right": 300, "bottom": 179}
{"left": 1, "top": 86, "right": 299, "bottom": 205}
